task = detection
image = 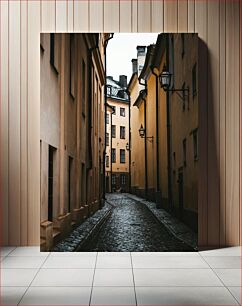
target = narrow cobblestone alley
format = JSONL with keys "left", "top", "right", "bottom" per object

{"left": 80, "top": 193, "right": 194, "bottom": 252}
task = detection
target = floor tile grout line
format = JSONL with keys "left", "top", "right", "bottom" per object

{"left": 2, "top": 267, "right": 241, "bottom": 270}
{"left": 2, "top": 246, "right": 17, "bottom": 257}
{"left": 89, "top": 251, "right": 98, "bottom": 306}
{"left": 16, "top": 251, "right": 51, "bottom": 306}
{"left": 225, "top": 286, "right": 241, "bottom": 305}
{"left": 198, "top": 253, "right": 240, "bottom": 304}
{"left": 2, "top": 285, "right": 241, "bottom": 288}
{"left": 130, "top": 251, "right": 138, "bottom": 306}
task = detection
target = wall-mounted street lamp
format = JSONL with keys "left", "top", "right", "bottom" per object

{"left": 138, "top": 124, "right": 153, "bottom": 142}
{"left": 139, "top": 124, "right": 145, "bottom": 138}
{"left": 159, "top": 65, "right": 189, "bottom": 101}
{"left": 126, "top": 143, "right": 130, "bottom": 151}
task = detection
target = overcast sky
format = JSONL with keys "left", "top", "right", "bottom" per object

{"left": 106, "top": 33, "right": 158, "bottom": 83}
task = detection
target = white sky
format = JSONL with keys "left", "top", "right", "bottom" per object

{"left": 106, "top": 33, "right": 159, "bottom": 83}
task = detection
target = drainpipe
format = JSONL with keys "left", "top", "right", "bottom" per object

{"left": 103, "top": 34, "right": 114, "bottom": 200}
{"left": 165, "top": 34, "right": 173, "bottom": 212}
{"left": 126, "top": 90, "right": 131, "bottom": 193}
{"left": 139, "top": 79, "right": 148, "bottom": 200}
{"left": 85, "top": 35, "right": 100, "bottom": 206}
{"left": 150, "top": 67, "right": 162, "bottom": 209}
{"left": 110, "top": 111, "right": 113, "bottom": 193}
{"left": 143, "top": 96, "right": 148, "bottom": 200}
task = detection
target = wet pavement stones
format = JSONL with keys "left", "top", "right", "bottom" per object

{"left": 80, "top": 193, "right": 195, "bottom": 252}
{"left": 126, "top": 193, "right": 198, "bottom": 250}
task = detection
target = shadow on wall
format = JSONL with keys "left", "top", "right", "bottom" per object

{"left": 198, "top": 38, "right": 220, "bottom": 249}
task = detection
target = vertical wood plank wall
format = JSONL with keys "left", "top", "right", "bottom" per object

{"left": 0, "top": 0, "right": 240, "bottom": 247}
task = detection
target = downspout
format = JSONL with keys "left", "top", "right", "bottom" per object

{"left": 85, "top": 36, "right": 99, "bottom": 205}
{"left": 139, "top": 79, "right": 148, "bottom": 200}
{"left": 126, "top": 90, "right": 131, "bottom": 193}
{"left": 103, "top": 34, "right": 114, "bottom": 200}
{"left": 150, "top": 67, "right": 162, "bottom": 208}
{"left": 110, "top": 111, "right": 113, "bottom": 193}
{"left": 165, "top": 34, "right": 173, "bottom": 212}
{"left": 143, "top": 96, "right": 148, "bottom": 200}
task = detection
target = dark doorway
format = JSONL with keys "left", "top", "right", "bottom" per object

{"left": 68, "top": 156, "right": 73, "bottom": 213}
{"left": 178, "top": 167, "right": 184, "bottom": 220}
{"left": 48, "top": 146, "right": 55, "bottom": 221}
{"left": 81, "top": 163, "right": 85, "bottom": 203}
{"left": 106, "top": 176, "right": 110, "bottom": 193}
{"left": 116, "top": 175, "right": 120, "bottom": 191}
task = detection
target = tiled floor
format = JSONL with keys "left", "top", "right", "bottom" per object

{"left": 0, "top": 246, "right": 241, "bottom": 305}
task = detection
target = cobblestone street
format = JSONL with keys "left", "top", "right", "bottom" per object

{"left": 81, "top": 193, "right": 194, "bottom": 252}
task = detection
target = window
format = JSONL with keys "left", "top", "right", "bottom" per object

{"left": 112, "top": 106, "right": 116, "bottom": 115}
{"left": 183, "top": 139, "right": 187, "bottom": 167}
{"left": 50, "top": 34, "right": 55, "bottom": 67}
{"left": 192, "top": 63, "right": 197, "bottom": 97}
{"left": 106, "top": 156, "right": 109, "bottom": 167}
{"left": 106, "top": 85, "right": 111, "bottom": 96}
{"left": 82, "top": 60, "right": 86, "bottom": 114}
{"left": 106, "top": 113, "right": 109, "bottom": 124}
{"left": 173, "top": 152, "right": 176, "bottom": 174}
{"left": 48, "top": 146, "right": 56, "bottom": 221}
{"left": 111, "top": 148, "right": 116, "bottom": 163}
{"left": 106, "top": 133, "right": 109, "bottom": 146}
{"left": 120, "top": 126, "right": 125, "bottom": 139}
{"left": 120, "top": 107, "right": 125, "bottom": 117}
{"left": 120, "top": 149, "right": 125, "bottom": 163}
{"left": 70, "top": 35, "right": 75, "bottom": 99}
{"left": 193, "top": 129, "right": 198, "bottom": 160}
{"left": 121, "top": 174, "right": 126, "bottom": 185}
{"left": 111, "top": 125, "right": 116, "bottom": 138}
{"left": 181, "top": 34, "right": 185, "bottom": 58}
{"left": 112, "top": 174, "right": 116, "bottom": 185}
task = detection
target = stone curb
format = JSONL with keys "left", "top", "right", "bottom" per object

{"left": 75, "top": 207, "right": 112, "bottom": 251}
{"left": 52, "top": 203, "right": 113, "bottom": 252}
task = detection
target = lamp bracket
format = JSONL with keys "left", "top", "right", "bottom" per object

{"left": 170, "top": 88, "right": 189, "bottom": 102}
{"left": 146, "top": 136, "right": 154, "bottom": 143}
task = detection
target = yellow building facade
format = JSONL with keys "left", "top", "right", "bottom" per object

{"left": 105, "top": 76, "right": 130, "bottom": 192}
{"left": 129, "top": 34, "right": 198, "bottom": 231}
{"left": 40, "top": 33, "right": 106, "bottom": 250}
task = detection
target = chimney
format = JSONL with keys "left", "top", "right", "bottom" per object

{"left": 119, "top": 75, "right": 127, "bottom": 88}
{"left": 136, "top": 45, "right": 146, "bottom": 77}
{"left": 131, "top": 59, "right": 138, "bottom": 74}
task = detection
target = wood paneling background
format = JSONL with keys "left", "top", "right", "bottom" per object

{"left": 0, "top": 0, "right": 240, "bottom": 247}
